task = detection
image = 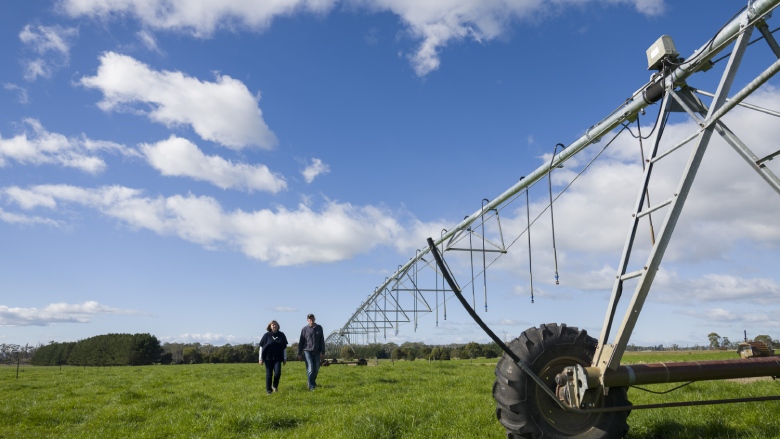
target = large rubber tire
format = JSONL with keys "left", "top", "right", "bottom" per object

{"left": 493, "top": 323, "right": 631, "bottom": 439}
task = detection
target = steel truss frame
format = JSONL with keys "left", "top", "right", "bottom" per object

{"left": 327, "top": 0, "right": 780, "bottom": 353}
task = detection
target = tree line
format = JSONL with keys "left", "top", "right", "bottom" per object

{"left": 31, "top": 334, "right": 163, "bottom": 366}
{"left": 22, "top": 332, "right": 780, "bottom": 367}
{"left": 26, "top": 336, "right": 507, "bottom": 366}
{"left": 707, "top": 333, "right": 779, "bottom": 350}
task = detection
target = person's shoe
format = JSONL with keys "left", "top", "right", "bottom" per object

{"left": 272, "top": 387, "right": 277, "bottom": 393}
{"left": 267, "top": 390, "right": 272, "bottom": 395}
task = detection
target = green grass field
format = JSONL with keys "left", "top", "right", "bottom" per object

{"left": 2, "top": 352, "right": 779, "bottom": 438}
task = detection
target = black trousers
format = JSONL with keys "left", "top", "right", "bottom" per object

{"left": 264, "top": 359, "right": 282, "bottom": 391}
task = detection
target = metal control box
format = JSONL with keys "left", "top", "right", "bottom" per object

{"left": 646, "top": 35, "right": 679, "bottom": 70}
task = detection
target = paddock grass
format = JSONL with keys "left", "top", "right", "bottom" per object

{"left": 2, "top": 352, "right": 779, "bottom": 438}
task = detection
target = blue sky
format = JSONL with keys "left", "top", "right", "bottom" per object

{"left": 2, "top": 0, "right": 779, "bottom": 349}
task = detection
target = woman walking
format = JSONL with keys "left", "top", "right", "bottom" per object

{"left": 259, "top": 320, "right": 288, "bottom": 394}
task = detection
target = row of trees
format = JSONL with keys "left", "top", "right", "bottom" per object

{"left": 336, "top": 341, "right": 504, "bottom": 361}
{"left": 28, "top": 337, "right": 507, "bottom": 366}
{"left": 1, "top": 343, "right": 34, "bottom": 366}
{"left": 162, "top": 342, "right": 259, "bottom": 364}
{"left": 22, "top": 332, "right": 780, "bottom": 367}
{"left": 32, "top": 334, "right": 163, "bottom": 366}
{"left": 708, "top": 333, "right": 780, "bottom": 350}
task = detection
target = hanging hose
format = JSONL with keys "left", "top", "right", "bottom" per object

{"left": 414, "top": 252, "right": 419, "bottom": 331}
{"left": 548, "top": 143, "right": 565, "bottom": 285}
{"left": 523, "top": 177, "right": 535, "bottom": 304}
{"left": 482, "top": 198, "right": 489, "bottom": 312}
{"left": 440, "top": 229, "right": 448, "bottom": 320}
{"left": 466, "top": 216, "right": 476, "bottom": 309}
{"left": 435, "top": 248, "right": 439, "bottom": 327}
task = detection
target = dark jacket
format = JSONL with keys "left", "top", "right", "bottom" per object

{"left": 259, "top": 331, "right": 288, "bottom": 362}
{"left": 298, "top": 324, "right": 325, "bottom": 355}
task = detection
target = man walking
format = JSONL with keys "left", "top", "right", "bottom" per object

{"left": 298, "top": 313, "right": 325, "bottom": 391}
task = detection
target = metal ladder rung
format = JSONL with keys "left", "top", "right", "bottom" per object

{"left": 620, "top": 269, "right": 644, "bottom": 281}
{"left": 758, "top": 149, "right": 780, "bottom": 166}
{"left": 636, "top": 197, "right": 673, "bottom": 218}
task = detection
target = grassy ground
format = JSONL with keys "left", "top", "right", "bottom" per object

{"left": 2, "top": 352, "right": 779, "bottom": 438}
{"left": 1, "top": 360, "right": 502, "bottom": 439}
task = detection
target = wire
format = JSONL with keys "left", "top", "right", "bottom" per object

{"left": 666, "top": 5, "right": 748, "bottom": 69}
{"left": 623, "top": 97, "right": 666, "bottom": 140}
{"left": 711, "top": 25, "right": 780, "bottom": 66}
{"left": 631, "top": 381, "right": 694, "bottom": 395}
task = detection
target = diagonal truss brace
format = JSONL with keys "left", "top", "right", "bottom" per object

{"left": 594, "top": 16, "right": 780, "bottom": 373}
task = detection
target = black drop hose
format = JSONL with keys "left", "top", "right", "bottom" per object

{"left": 426, "top": 237, "right": 568, "bottom": 410}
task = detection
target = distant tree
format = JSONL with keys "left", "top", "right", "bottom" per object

{"left": 721, "top": 337, "right": 732, "bottom": 349}
{"left": 340, "top": 345, "right": 352, "bottom": 360}
{"left": 361, "top": 343, "right": 387, "bottom": 359}
{"left": 213, "top": 344, "right": 239, "bottom": 363}
{"left": 400, "top": 342, "right": 420, "bottom": 361}
{"left": 286, "top": 344, "right": 298, "bottom": 361}
{"left": 708, "top": 332, "right": 721, "bottom": 350}
{"left": 753, "top": 335, "right": 774, "bottom": 346}
{"left": 233, "top": 344, "right": 255, "bottom": 363}
{"left": 462, "top": 342, "right": 482, "bottom": 361}
{"left": 483, "top": 342, "right": 501, "bottom": 359}
{"left": 202, "top": 344, "right": 216, "bottom": 363}
{"left": 162, "top": 343, "right": 186, "bottom": 364}
{"left": 159, "top": 352, "right": 173, "bottom": 365}
{"left": 129, "top": 334, "right": 163, "bottom": 365}
{"left": 182, "top": 347, "right": 202, "bottom": 364}
{"left": 383, "top": 343, "right": 398, "bottom": 359}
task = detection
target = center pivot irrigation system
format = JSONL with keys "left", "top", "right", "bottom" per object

{"left": 327, "top": 1, "right": 780, "bottom": 437}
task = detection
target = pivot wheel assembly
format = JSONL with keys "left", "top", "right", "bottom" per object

{"left": 494, "top": 324, "right": 631, "bottom": 439}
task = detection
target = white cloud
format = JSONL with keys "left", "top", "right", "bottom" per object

{"left": 683, "top": 307, "right": 780, "bottom": 327}
{"left": 2, "top": 184, "right": 404, "bottom": 266}
{"left": 655, "top": 273, "right": 780, "bottom": 305}
{"left": 0, "top": 301, "right": 139, "bottom": 326}
{"left": 140, "top": 136, "right": 287, "bottom": 193}
{"left": 301, "top": 158, "right": 330, "bottom": 183}
{"left": 59, "top": 0, "right": 664, "bottom": 76}
{"left": 19, "top": 24, "right": 78, "bottom": 81}
{"left": 159, "top": 333, "right": 237, "bottom": 344}
{"left": 58, "top": 0, "right": 338, "bottom": 37}
{"left": 351, "top": 0, "right": 665, "bottom": 76}
{"left": 3, "top": 83, "right": 29, "bottom": 104}
{"left": 0, "top": 118, "right": 133, "bottom": 173}
{"left": 136, "top": 29, "right": 161, "bottom": 53}
{"left": 80, "top": 52, "right": 277, "bottom": 150}
{"left": 0, "top": 208, "right": 61, "bottom": 227}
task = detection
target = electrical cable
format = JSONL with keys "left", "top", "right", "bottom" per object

{"left": 631, "top": 381, "right": 694, "bottom": 395}
{"left": 711, "top": 25, "right": 780, "bottom": 66}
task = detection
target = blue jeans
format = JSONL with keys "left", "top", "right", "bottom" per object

{"left": 303, "top": 351, "right": 321, "bottom": 390}
{"left": 264, "top": 359, "right": 282, "bottom": 392}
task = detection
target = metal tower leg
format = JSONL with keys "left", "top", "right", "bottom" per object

{"left": 593, "top": 20, "right": 754, "bottom": 373}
